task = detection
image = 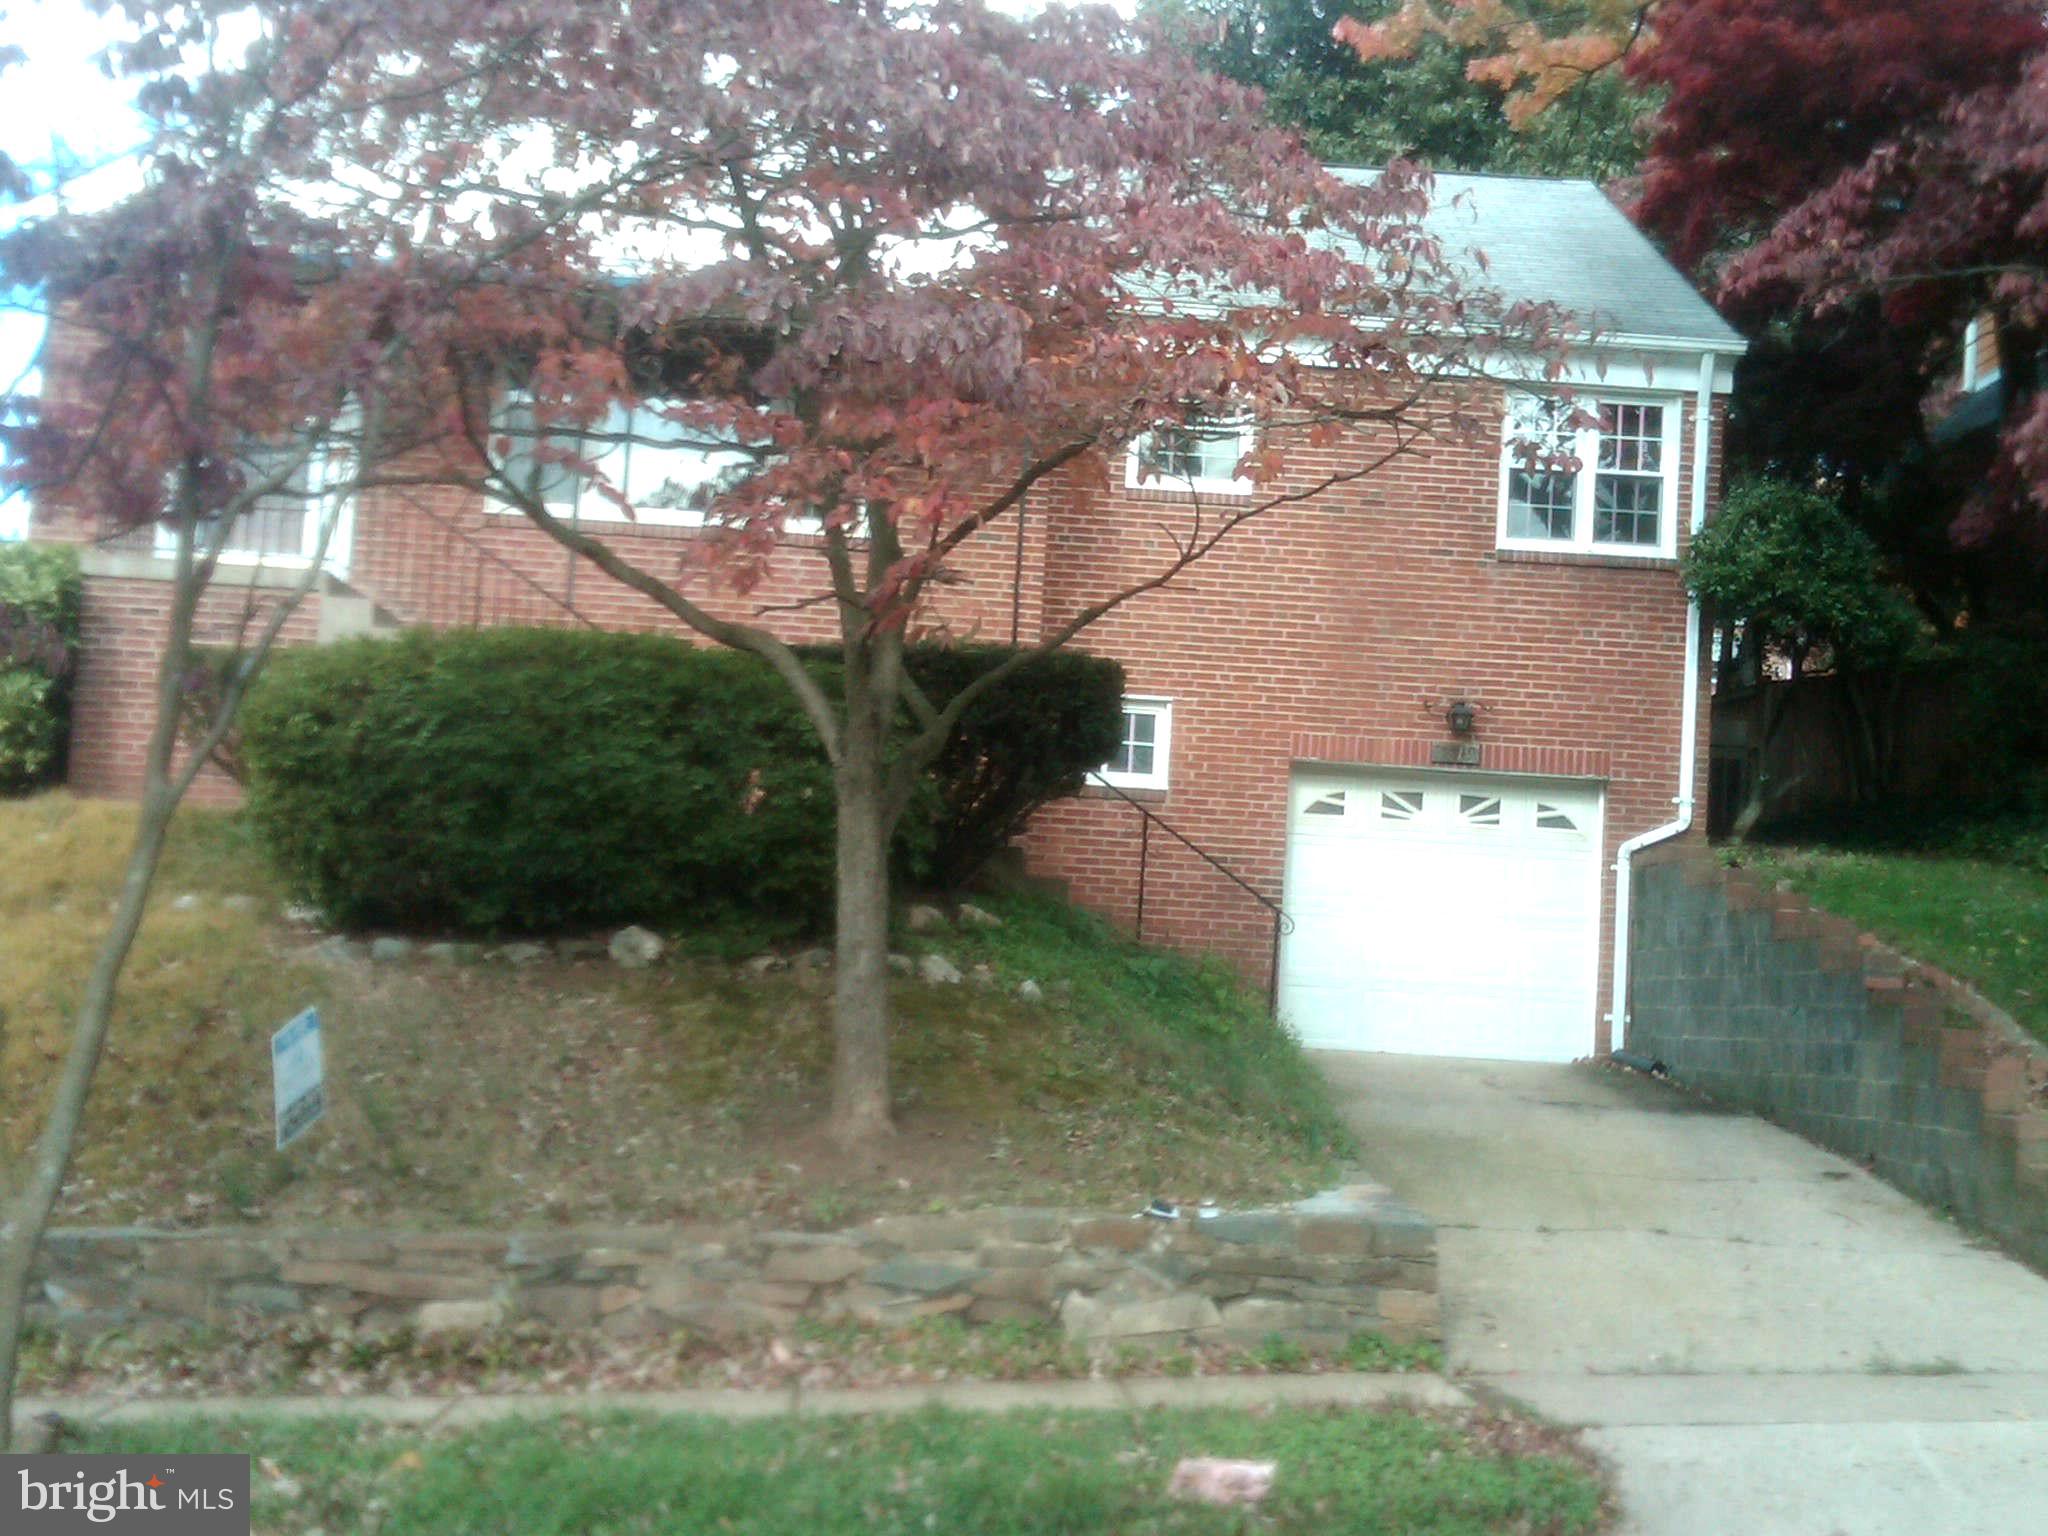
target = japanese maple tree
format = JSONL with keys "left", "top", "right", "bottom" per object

{"left": 390, "top": 1, "right": 1568, "bottom": 1145}
{"left": 0, "top": 0, "right": 1575, "bottom": 1445}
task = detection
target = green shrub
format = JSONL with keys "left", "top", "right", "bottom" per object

{"left": 0, "top": 541, "right": 82, "bottom": 794}
{"left": 795, "top": 644, "right": 1124, "bottom": 893}
{"left": 244, "top": 629, "right": 1125, "bottom": 935}
{"left": 1952, "top": 622, "right": 2048, "bottom": 787}
{"left": 241, "top": 628, "right": 841, "bottom": 934}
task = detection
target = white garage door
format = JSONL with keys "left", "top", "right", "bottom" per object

{"left": 1278, "top": 768, "right": 1603, "bottom": 1061}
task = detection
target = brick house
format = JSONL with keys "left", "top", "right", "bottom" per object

{"left": 31, "top": 171, "right": 1743, "bottom": 1063}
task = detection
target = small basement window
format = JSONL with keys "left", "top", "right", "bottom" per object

{"left": 1126, "top": 411, "right": 1256, "bottom": 496}
{"left": 1093, "top": 697, "right": 1173, "bottom": 792}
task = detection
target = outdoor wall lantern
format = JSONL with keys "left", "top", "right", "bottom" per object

{"left": 1445, "top": 699, "right": 1478, "bottom": 736}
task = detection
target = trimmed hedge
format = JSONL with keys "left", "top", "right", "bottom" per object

{"left": 242, "top": 629, "right": 841, "bottom": 934}
{"left": 241, "top": 629, "right": 1123, "bottom": 935}
{"left": 0, "top": 542, "right": 82, "bottom": 795}
{"left": 894, "top": 644, "right": 1125, "bottom": 893}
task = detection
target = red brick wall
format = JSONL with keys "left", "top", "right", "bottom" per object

{"left": 340, "top": 479, "right": 1044, "bottom": 646}
{"left": 1021, "top": 383, "right": 1726, "bottom": 1054}
{"left": 64, "top": 575, "right": 324, "bottom": 805}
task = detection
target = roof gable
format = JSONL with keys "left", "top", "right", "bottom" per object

{"left": 1327, "top": 168, "right": 1745, "bottom": 353}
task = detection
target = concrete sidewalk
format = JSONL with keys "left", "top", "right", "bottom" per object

{"left": 21, "top": 1369, "right": 1468, "bottom": 1430}
{"left": 1318, "top": 1053, "right": 2048, "bottom": 1536}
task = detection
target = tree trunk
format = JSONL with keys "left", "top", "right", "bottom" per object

{"left": 828, "top": 708, "right": 895, "bottom": 1146}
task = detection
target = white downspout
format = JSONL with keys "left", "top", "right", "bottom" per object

{"left": 1608, "top": 350, "right": 1717, "bottom": 1050}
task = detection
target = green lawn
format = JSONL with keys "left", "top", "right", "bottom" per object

{"left": 1738, "top": 847, "right": 2048, "bottom": 1044}
{"left": 2, "top": 793, "right": 1353, "bottom": 1228}
{"left": 79, "top": 1406, "right": 1607, "bottom": 1536}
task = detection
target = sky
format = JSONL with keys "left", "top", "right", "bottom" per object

{"left": 1, "top": 0, "right": 142, "bottom": 538}
{"left": 0, "top": 0, "right": 1136, "bottom": 541}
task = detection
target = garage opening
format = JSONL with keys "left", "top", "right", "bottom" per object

{"left": 1277, "top": 767, "right": 1603, "bottom": 1061}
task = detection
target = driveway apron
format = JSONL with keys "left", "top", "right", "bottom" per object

{"left": 1316, "top": 1052, "right": 2048, "bottom": 1536}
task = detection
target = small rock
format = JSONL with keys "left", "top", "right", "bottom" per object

{"left": 887, "top": 952, "right": 914, "bottom": 976}
{"left": 969, "top": 962, "right": 996, "bottom": 988}
{"left": 422, "top": 941, "right": 481, "bottom": 964}
{"left": 221, "top": 894, "right": 259, "bottom": 915}
{"left": 794, "top": 947, "right": 833, "bottom": 972}
{"left": 171, "top": 893, "right": 203, "bottom": 912}
{"left": 905, "top": 903, "right": 948, "bottom": 933}
{"left": 1060, "top": 1291, "right": 1221, "bottom": 1342}
{"left": 917, "top": 953, "right": 964, "bottom": 986}
{"left": 282, "top": 902, "right": 325, "bottom": 926}
{"left": 498, "top": 941, "right": 550, "bottom": 966}
{"left": 866, "top": 1257, "right": 980, "bottom": 1295}
{"left": 765, "top": 1245, "right": 870, "bottom": 1286}
{"left": 740, "top": 953, "right": 788, "bottom": 979}
{"left": 369, "top": 937, "right": 414, "bottom": 963}
{"left": 958, "top": 902, "right": 1003, "bottom": 929}
{"left": 417, "top": 1299, "right": 506, "bottom": 1334}
{"left": 1016, "top": 978, "right": 1044, "bottom": 1004}
{"left": 609, "top": 925, "right": 665, "bottom": 968}
{"left": 307, "top": 935, "right": 365, "bottom": 967}
{"left": 1168, "top": 1459, "right": 1275, "bottom": 1508}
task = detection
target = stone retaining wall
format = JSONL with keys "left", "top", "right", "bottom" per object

{"left": 1630, "top": 842, "right": 2048, "bottom": 1270}
{"left": 30, "top": 1185, "right": 1438, "bottom": 1348}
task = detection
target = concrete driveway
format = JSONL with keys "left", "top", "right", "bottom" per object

{"left": 1316, "top": 1053, "right": 2048, "bottom": 1536}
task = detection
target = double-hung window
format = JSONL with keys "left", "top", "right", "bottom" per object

{"left": 1093, "top": 697, "right": 1173, "bottom": 792}
{"left": 156, "top": 439, "right": 351, "bottom": 574}
{"left": 495, "top": 397, "right": 755, "bottom": 527}
{"left": 1126, "top": 411, "right": 1255, "bottom": 496}
{"left": 1499, "top": 393, "right": 1682, "bottom": 558}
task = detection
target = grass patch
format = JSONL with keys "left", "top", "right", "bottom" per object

{"left": 77, "top": 1405, "right": 1606, "bottom": 1535}
{"left": 1734, "top": 846, "right": 2048, "bottom": 1045}
{"left": 0, "top": 793, "right": 314, "bottom": 1207}
{"left": 19, "top": 1315, "right": 1442, "bottom": 1398}
{"left": 935, "top": 892, "right": 1349, "bottom": 1166}
{"left": 2, "top": 795, "right": 1351, "bottom": 1228}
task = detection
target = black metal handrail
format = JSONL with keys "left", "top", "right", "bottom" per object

{"left": 1085, "top": 773, "right": 1294, "bottom": 1016}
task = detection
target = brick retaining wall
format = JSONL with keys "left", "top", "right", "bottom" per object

{"left": 1629, "top": 842, "right": 2048, "bottom": 1270}
{"left": 30, "top": 1186, "right": 1438, "bottom": 1348}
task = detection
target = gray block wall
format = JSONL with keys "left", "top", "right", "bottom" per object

{"left": 1628, "top": 844, "right": 2048, "bottom": 1272}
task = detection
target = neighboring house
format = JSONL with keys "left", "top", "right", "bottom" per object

{"left": 30, "top": 171, "right": 1744, "bottom": 1064}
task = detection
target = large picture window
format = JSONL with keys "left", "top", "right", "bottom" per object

{"left": 494, "top": 396, "right": 756, "bottom": 527}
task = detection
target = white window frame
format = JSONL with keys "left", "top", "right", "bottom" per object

{"left": 155, "top": 442, "right": 354, "bottom": 579}
{"left": 1092, "top": 696, "right": 1173, "bottom": 792}
{"left": 1125, "top": 411, "right": 1257, "bottom": 497}
{"left": 488, "top": 393, "right": 759, "bottom": 530}
{"left": 1496, "top": 391, "right": 1684, "bottom": 559}
{"left": 1963, "top": 316, "right": 2001, "bottom": 393}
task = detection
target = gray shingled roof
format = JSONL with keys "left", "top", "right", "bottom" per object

{"left": 1327, "top": 167, "right": 1746, "bottom": 352}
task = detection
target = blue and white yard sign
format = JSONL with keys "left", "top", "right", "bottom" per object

{"left": 271, "top": 1007, "right": 326, "bottom": 1150}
